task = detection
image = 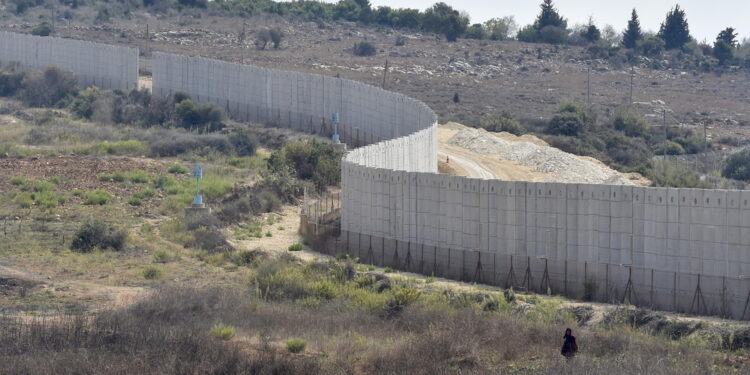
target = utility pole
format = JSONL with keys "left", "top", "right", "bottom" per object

{"left": 629, "top": 66, "right": 635, "bottom": 108}
{"left": 586, "top": 65, "right": 591, "bottom": 108}
{"left": 382, "top": 58, "right": 389, "bottom": 89}
{"left": 703, "top": 122, "right": 708, "bottom": 146}
{"left": 663, "top": 109, "right": 668, "bottom": 164}
{"left": 51, "top": 2, "right": 55, "bottom": 35}
{"left": 145, "top": 24, "right": 149, "bottom": 56}
{"left": 238, "top": 25, "right": 246, "bottom": 64}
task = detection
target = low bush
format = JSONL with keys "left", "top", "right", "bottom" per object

{"left": 353, "top": 41, "right": 376, "bottom": 56}
{"left": 84, "top": 190, "right": 114, "bottom": 205}
{"left": 31, "top": 22, "right": 52, "bottom": 36}
{"left": 127, "top": 197, "right": 142, "bottom": 206}
{"left": 479, "top": 111, "right": 525, "bottom": 135}
{"left": 168, "top": 163, "right": 189, "bottom": 174}
{"left": 70, "top": 221, "right": 127, "bottom": 253}
{"left": 10, "top": 176, "right": 25, "bottom": 186}
{"left": 653, "top": 141, "right": 686, "bottom": 156}
{"left": 142, "top": 265, "right": 163, "bottom": 280}
{"left": 19, "top": 66, "right": 77, "bottom": 107}
{"left": 613, "top": 111, "right": 649, "bottom": 137}
{"left": 268, "top": 139, "right": 343, "bottom": 191}
{"left": 547, "top": 100, "right": 591, "bottom": 136}
{"left": 174, "top": 99, "right": 225, "bottom": 132}
{"left": 210, "top": 324, "right": 236, "bottom": 341}
{"left": 153, "top": 250, "right": 172, "bottom": 263}
{"left": 288, "top": 243, "right": 304, "bottom": 252}
{"left": 722, "top": 149, "right": 750, "bottom": 181}
{"left": 285, "top": 338, "right": 307, "bottom": 353}
{"left": 127, "top": 171, "right": 150, "bottom": 184}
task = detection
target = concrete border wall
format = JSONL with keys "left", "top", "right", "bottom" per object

{"left": 0, "top": 31, "right": 138, "bottom": 90}
{"left": 150, "top": 51, "right": 750, "bottom": 320}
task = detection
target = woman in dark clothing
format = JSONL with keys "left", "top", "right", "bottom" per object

{"left": 561, "top": 328, "right": 578, "bottom": 359}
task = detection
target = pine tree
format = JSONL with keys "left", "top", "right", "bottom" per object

{"left": 621, "top": 9, "right": 642, "bottom": 49}
{"left": 534, "top": 0, "right": 566, "bottom": 30}
{"left": 717, "top": 27, "right": 738, "bottom": 47}
{"left": 714, "top": 27, "right": 738, "bottom": 65}
{"left": 657, "top": 5, "right": 691, "bottom": 50}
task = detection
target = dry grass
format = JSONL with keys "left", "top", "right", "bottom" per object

{"left": 1, "top": 256, "right": 746, "bottom": 374}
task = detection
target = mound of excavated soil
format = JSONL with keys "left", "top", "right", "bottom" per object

{"left": 441, "top": 122, "right": 650, "bottom": 186}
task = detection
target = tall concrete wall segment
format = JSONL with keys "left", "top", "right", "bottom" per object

{"left": 0, "top": 31, "right": 138, "bottom": 90}
{"left": 150, "top": 51, "right": 750, "bottom": 319}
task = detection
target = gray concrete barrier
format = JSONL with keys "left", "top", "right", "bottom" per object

{"left": 150, "top": 51, "right": 750, "bottom": 320}
{"left": 0, "top": 31, "right": 138, "bottom": 91}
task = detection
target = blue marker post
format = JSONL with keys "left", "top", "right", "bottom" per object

{"left": 193, "top": 166, "right": 203, "bottom": 206}
{"left": 331, "top": 112, "right": 340, "bottom": 143}
{"left": 185, "top": 165, "right": 211, "bottom": 215}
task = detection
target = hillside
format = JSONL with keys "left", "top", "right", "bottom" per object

{"left": 2, "top": 5, "right": 750, "bottom": 375}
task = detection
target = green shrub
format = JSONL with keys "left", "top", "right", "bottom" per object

{"left": 84, "top": 190, "right": 114, "bottom": 205}
{"left": 288, "top": 243, "right": 304, "bottom": 252}
{"left": 153, "top": 250, "right": 172, "bottom": 263}
{"left": 10, "top": 176, "right": 25, "bottom": 186}
{"left": 175, "top": 99, "right": 225, "bottom": 132}
{"left": 285, "top": 338, "right": 307, "bottom": 353}
{"left": 0, "top": 70, "right": 25, "bottom": 97}
{"left": 637, "top": 35, "right": 665, "bottom": 57}
{"left": 168, "top": 164, "right": 189, "bottom": 174}
{"left": 383, "top": 267, "right": 393, "bottom": 273}
{"left": 613, "top": 112, "right": 649, "bottom": 137}
{"left": 133, "top": 189, "right": 156, "bottom": 199}
{"left": 142, "top": 265, "right": 163, "bottom": 280}
{"left": 353, "top": 41, "right": 376, "bottom": 56}
{"left": 722, "top": 150, "right": 750, "bottom": 182}
{"left": 391, "top": 287, "right": 421, "bottom": 306}
{"left": 16, "top": 195, "right": 33, "bottom": 209}
{"left": 128, "top": 197, "right": 142, "bottom": 206}
{"left": 268, "top": 139, "right": 343, "bottom": 191}
{"left": 547, "top": 100, "right": 590, "bottom": 136}
{"left": 31, "top": 22, "right": 52, "bottom": 36}
{"left": 479, "top": 111, "right": 525, "bottom": 135}
{"left": 19, "top": 66, "right": 77, "bottom": 107}
{"left": 32, "top": 181, "right": 54, "bottom": 193}
{"left": 71, "top": 189, "right": 84, "bottom": 197}
{"left": 649, "top": 160, "right": 711, "bottom": 188}
{"left": 127, "top": 171, "right": 150, "bottom": 184}
{"left": 210, "top": 324, "right": 236, "bottom": 341}
{"left": 71, "top": 221, "right": 127, "bottom": 253}
{"left": 87, "top": 140, "right": 148, "bottom": 156}
{"left": 653, "top": 141, "right": 685, "bottom": 156}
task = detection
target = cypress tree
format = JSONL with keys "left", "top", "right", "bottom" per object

{"left": 534, "top": 0, "right": 566, "bottom": 30}
{"left": 621, "top": 9, "right": 642, "bottom": 49}
{"left": 657, "top": 5, "right": 691, "bottom": 50}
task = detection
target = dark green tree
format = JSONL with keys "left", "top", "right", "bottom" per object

{"left": 717, "top": 27, "right": 738, "bottom": 47}
{"left": 657, "top": 5, "right": 691, "bottom": 50}
{"left": 621, "top": 9, "right": 642, "bottom": 49}
{"left": 534, "top": 0, "right": 566, "bottom": 30}
{"left": 581, "top": 23, "right": 601, "bottom": 44}
{"left": 526, "top": 0, "right": 568, "bottom": 44}
{"left": 422, "top": 2, "right": 469, "bottom": 42}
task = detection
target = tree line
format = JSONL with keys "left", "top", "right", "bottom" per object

{"left": 205, "top": 0, "right": 745, "bottom": 65}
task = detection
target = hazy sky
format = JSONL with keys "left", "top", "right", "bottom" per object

{"left": 360, "top": 1, "right": 748, "bottom": 42}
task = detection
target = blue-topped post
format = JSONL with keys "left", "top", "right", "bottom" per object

{"left": 193, "top": 166, "right": 203, "bottom": 206}
{"left": 331, "top": 112, "right": 340, "bottom": 143}
{"left": 185, "top": 165, "right": 211, "bottom": 215}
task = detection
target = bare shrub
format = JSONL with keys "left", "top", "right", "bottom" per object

{"left": 19, "top": 66, "right": 78, "bottom": 107}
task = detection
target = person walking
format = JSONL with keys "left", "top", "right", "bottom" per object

{"left": 561, "top": 328, "right": 578, "bottom": 359}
